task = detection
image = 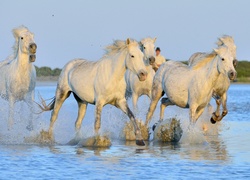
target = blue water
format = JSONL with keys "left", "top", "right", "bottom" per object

{"left": 0, "top": 84, "right": 250, "bottom": 179}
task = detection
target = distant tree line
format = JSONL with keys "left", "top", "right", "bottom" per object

{"left": 35, "top": 66, "right": 62, "bottom": 77}
{"left": 35, "top": 60, "right": 250, "bottom": 82}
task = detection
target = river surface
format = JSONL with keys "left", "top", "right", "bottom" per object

{"left": 0, "top": 84, "right": 249, "bottom": 179}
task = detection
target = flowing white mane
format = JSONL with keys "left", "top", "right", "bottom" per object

{"left": 104, "top": 39, "right": 138, "bottom": 56}
{"left": 5, "top": 25, "right": 30, "bottom": 62}
{"left": 190, "top": 52, "right": 216, "bottom": 70}
{"left": 140, "top": 37, "right": 155, "bottom": 45}
{"left": 216, "top": 35, "right": 234, "bottom": 46}
{"left": 139, "top": 37, "right": 155, "bottom": 50}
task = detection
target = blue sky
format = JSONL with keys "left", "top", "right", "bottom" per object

{"left": 0, "top": 0, "right": 249, "bottom": 68}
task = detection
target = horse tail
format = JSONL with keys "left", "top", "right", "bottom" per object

{"left": 34, "top": 93, "right": 56, "bottom": 114}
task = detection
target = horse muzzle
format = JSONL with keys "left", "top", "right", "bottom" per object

{"left": 138, "top": 70, "right": 148, "bottom": 81}
{"left": 228, "top": 70, "right": 237, "bottom": 80}
{"left": 30, "top": 55, "right": 36, "bottom": 62}
{"left": 149, "top": 56, "right": 155, "bottom": 65}
{"left": 29, "top": 43, "right": 37, "bottom": 54}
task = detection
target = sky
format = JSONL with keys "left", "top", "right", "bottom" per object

{"left": 0, "top": 0, "right": 249, "bottom": 68}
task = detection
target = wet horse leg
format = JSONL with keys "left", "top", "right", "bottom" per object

{"left": 48, "top": 89, "right": 71, "bottom": 139}
{"left": 25, "top": 92, "right": 35, "bottom": 131}
{"left": 145, "top": 86, "right": 164, "bottom": 126}
{"left": 73, "top": 93, "right": 88, "bottom": 133}
{"left": 116, "top": 98, "right": 145, "bottom": 146}
{"left": 8, "top": 96, "right": 15, "bottom": 130}
{"left": 132, "top": 93, "right": 139, "bottom": 113}
{"left": 210, "top": 94, "right": 221, "bottom": 123}
{"left": 216, "top": 93, "right": 228, "bottom": 121}
{"left": 94, "top": 101, "right": 104, "bottom": 135}
{"left": 160, "top": 97, "right": 174, "bottom": 121}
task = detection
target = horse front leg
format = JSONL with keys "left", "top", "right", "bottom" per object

{"left": 215, "top": 93, "right": 228, "bottom": 122}
{"left": 116, "top": 98, "right": 145, "bottom": 146}
{"left": 132, "top": 93, "right": 139, "bottom": 113}
{"left": 210, "top": 94, "right": 221, "bottom": 124}
{"left": 26, "top": 92, "right": 35, "bottom": 131}
{"left": 8, "top": 96, "right": 15, "bottom": 130}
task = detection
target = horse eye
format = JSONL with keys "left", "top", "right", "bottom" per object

{"left": 21, "top": 37, "right": 23, "bottom": 40}
{"left": 131, "top": 55, "right": 134, "bottom": 58}
{"left": 143, "top": 47, "right": 146, "bottom": 49}
{"left": 221, "top": 58, "right": 225, "bottom": 61}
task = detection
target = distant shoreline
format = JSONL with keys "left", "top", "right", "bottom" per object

{"left": 36, "top": 76, "right": 250, "bottom": 87}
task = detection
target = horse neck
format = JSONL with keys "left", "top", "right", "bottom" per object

{"left": 199, "top": 56, "right": 220, "bottom": 86}
{"left": 110, "top": 51, "right": 127, "bottom": 79}
{"left": 14, "top": 46, "right": 32, "bottom": 74}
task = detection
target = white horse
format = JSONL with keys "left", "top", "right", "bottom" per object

{"left": 145, "top": 45, "right": 236, "bottom": 128}
{"left": 0, "top": 26, "right": 37, "bottom": 130}
{"left": 39, "top": 39, "right": 147, "bottom": 146}
{"left": 125, "top": 37, "right": 156, "bottom": 109}
{"left": 188, "top": 36, "right": 237, "bottom": 123}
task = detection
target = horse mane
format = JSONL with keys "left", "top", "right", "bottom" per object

{"left": 5, "top": 25, "right": 30, "bottom": 61}
{"left": 191, "top": 51, "right": 217, "bottom": 70}
{"left": 104, "top": 39, "right": 138, "bottom": 57}
{"left": 140, "top": 37, "right": 155, "bottom": 45}
{"left": 139, "top": 37, "right": 155, "bottom": 50}
{"left": 216, "top": 35, "right": 234, "bottom": 46}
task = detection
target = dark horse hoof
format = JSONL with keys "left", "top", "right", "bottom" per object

{"left": 152, "top": 123, "right": 157, "bottom": 131}
{"left": 210, "top": 117, "right": 217, "bottom": 124}
{"left": 136, "top": 140, "right": 145, "bottom": 146}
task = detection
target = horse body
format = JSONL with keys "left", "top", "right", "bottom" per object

{"left": 146, "top": 45, "right": 236, "bottom": 127}
{"left": 125, "top": 37, "right": 156, "bottom": 109}
{"left": 42, "top": 39, "right": 147, "bottom": 146}
{"left": 0, "top": 26, "right": 37, "bottom": 129}
{"left": 188, "top": 36, "right": 237, "bottom": 123}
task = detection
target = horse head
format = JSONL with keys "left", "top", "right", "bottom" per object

{"left": 217, "top": 35, "right": 237, "bottom": 68}
{"left": 12, "top": 26, "right": 37, "bottom": 63}
{"left": 125, "top": 38, "right": 147, "bottom": 81}
{"left": 139, "top": 37, "right": 156, "bottom": 66}
{"left": 214, "top": 45, "right": 237, "bottom": 80}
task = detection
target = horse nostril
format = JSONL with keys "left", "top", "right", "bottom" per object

{"left": 30, "top": 43, "right": 37, "bottom": 49}
{"left": 230, "top": 72, "right": 234, "bottom": 77}
{"left": 149, "top": 57, "right": 155, "bottom": 63}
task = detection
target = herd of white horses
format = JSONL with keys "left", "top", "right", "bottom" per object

{"left": 0, "top": 26, "right": 237, "bottom": 146}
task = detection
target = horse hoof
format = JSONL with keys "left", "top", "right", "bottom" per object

{"left": 26, "top": 125, "right": 33, "bottom": 131}
{"left": 152, "top": 123, "right": 157, "bottom": 131}
{"left": 210, "top": 118, "right": 216, "bottom": 124}
{"left": 136, "top": 140, "right": 145, "bottom": 146}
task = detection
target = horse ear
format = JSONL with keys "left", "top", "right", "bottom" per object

{"left": 154, "top": 37, "right": 157, "bottom": 43}
{"left": 126, "top": 38, "right": 130, "bottom": 45}
{"left": 139, "top": 41, "right": 143, "bottom": 47}
{"left": 213, "top": 48, "right": 220, "bottom": 54}
{"left": 216, "top": 38, "right": 223, "bottom": 46}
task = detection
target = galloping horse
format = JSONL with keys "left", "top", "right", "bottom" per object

{"left": 188, "top": 36, "right": 237, "bottom": 123}
{"left": 145, "top": 44, "right": 236, "bottom": 128}
{"left": 125, "top": 37, "right": 156, "bottom": 110}
{"left": 0, "top": 26, "right": 37, "bottom": 130}
{"left": 39, "top": 39, "right": 147, "bottom": 146}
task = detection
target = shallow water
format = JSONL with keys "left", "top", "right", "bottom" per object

{"left": 0, "top": 84, "right": 250, "bottom": 179}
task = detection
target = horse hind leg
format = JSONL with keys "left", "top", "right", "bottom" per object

{"left": 160, "top": 97, "right": 174, "bottom": 121}
{"left": 145, "top": 87, "right": 164, "bottom": 126}
{"left": 94, "top": 100, "right": 105, "bottom": 135}
{"left": 73, "top": 93, "right": 88, "bottom": 133}
{"left": 48, "top": 89, "right": 71, "bottom": 138}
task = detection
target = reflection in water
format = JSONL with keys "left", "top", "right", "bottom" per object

{"left": 0, "top": 84, "right": 249, "bottom": 179}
